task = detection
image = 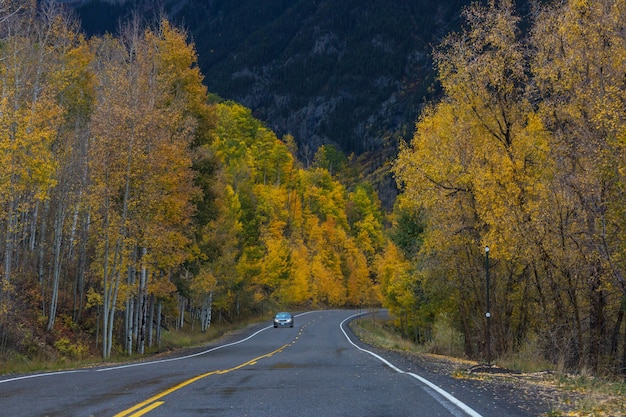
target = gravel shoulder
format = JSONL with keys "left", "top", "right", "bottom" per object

{"left": 375, "top": 349, "right": 579, "bottom": 417}
{"left": 348, "top": 317, "right": 624, "bottom": 417}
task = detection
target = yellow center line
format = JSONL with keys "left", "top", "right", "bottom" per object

{"left": 125, "top": 401, "right": 164, "bottom": 417}
{"left": 113, "top": 343, "right": 290, "bottom": 417}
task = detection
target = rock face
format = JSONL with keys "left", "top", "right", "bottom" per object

{"left": 75, "top": 0, "right": 466, "bottom": 153}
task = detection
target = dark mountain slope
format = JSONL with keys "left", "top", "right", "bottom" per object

{"left": 75, "top": 0, "right": 468, "bottom": 155}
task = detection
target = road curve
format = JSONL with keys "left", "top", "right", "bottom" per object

{"left": 0, "top": 310, "right": 522, "bottom": 416}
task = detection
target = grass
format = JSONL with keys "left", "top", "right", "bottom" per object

{"left": 350, "top": 316, "right": 423, "bottom": 353}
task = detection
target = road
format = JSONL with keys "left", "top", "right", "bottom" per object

{"left": 0, "top": 310, "right": 528, "bottom": 417}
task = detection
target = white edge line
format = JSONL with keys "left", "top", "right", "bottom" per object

{"left": 0, "top": 370, "right": 85, "bottom": 384}
{"left": 0, "top": 311, "right": 319, "bottom": 383}
{"left": 96, "top": 311, "right": 319, "bottom": 371}
{"left": 340, "top": 312, "right": 484, "bottom": 417}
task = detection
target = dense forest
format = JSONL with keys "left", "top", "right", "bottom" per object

{"left": 1, "top": 0, "right": 626, "bottom": 378}
{"left": 0, "top": 1, "right": 383, "bottom": 360}
{"left": 392, "top": 0, "right": 626, "bottom": 374}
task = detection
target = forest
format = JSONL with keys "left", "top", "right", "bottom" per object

{"left": 1, "top": 0, "right": 626, "bottom": 378}
{"left": 0, "top": 0, "right": 384, "bottom": 361}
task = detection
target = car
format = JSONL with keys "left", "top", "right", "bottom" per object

{"left": 273, "top": 312, "right": 294, "bottom": 328}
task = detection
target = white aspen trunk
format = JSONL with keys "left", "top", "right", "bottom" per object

{"left": 102, "top": 171, "right": 129, "bottom": 359}
{"left": 74, "top": 121, "right": 91, "bottom": 321}
{"left": 202, "top": 292, "right": 213, "bottom": 332}
{"left": 138, "top": 247, "right": 147, "bottom": 355}
{"left": 106, "top": 267, "right": 122, "bottom": 359}
{"left": 101, "top": 207, "right": 111, "bottom": 360}
{"left": 207, "top": 291, "right": 213, "bottom": 329}
{"left": 73, "top": 211, "right": 89, "bottom": 322}
{"left": 47, "top": 204, "right": 66, "bottom": 331}
{"left": 139, "top": 293, "right": 147, "bottom": 355}
{"left": 103, "top": 136, "right": 134, "bottom": 359}
{"left": 178, "top": 294, "right": 187, "bottom": 329}
{"left": 133, "top": 288, "right": 141, "bottom": 352}
{"left": 104, "top": 238, "right": 122, "bottom": 359}
{"left": 29, "top": 201, "right": 39, "bottom": 252}
{"left": 200, "top": 302, "right": 206, "bottom": 332}
{"left": 156, "top": 300, "right": 162, "bottom": 349}
{"left": 37, "top": 200, "right": 50, "bottom": 315}
{"left": 148, "top": 293, "right": 154, "bottom": 348}
{"left": 125, "top": 296, "right": 134, "bottom": 356}
{"left": 126, "top": 250, "right": 137, "bottom": 355}
{"left": 68, "top": 200, "right": 79, "bottom": 320}
{"left": 3, "top": 198, "right": 17, "bottom": 285}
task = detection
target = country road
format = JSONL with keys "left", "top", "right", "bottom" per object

{"left": 0, "top": 310, "right": 536, "bottom": 417}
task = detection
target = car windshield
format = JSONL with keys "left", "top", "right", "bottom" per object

{"left": 275, "top": 313, "right": 291, "bottom": 319}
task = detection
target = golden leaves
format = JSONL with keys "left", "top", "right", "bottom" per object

{"left": 394, "top": 0, "right": 626, "bottom": 372}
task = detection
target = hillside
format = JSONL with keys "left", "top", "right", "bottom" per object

{"left": 72, "top": 0, "right": 470, "bottom": 207}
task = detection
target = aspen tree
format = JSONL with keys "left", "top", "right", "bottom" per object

{"left": 532, "top": 0, "right": 626, "bottom": 370}
{"left": 395, "top": 0, "right": 552, "bottom": 358}
{"left": 0, "top": 2, "right": 61, "bottom": 293}
{"left": 38, "top": 5, "right": 94, "bottom": 332}
{"left": 89, "top": 33, "right": 134, "bottom": 359}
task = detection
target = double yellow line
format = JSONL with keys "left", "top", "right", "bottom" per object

{"left": 114, "top": 343, "right": 290, "bottom": 417}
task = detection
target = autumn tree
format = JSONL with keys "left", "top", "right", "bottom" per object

{"left": 531, "top": 0, "right": 626, "bottom": 371}
{"left": 393, "top": 0, "right": 626, "bottom": 373}
{"left": 0, "top": 3, "right": 385, "bottom": 361}
{"left": 87, "top": 15, "right": 202, "bottom": 358}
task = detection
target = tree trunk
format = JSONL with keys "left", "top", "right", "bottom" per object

{"left": 73, "top": 212, "right": 89, "bottom": 322}
{"left": 125, "top": 295, "right": 134, "bottom": 356}
{"left": 588, "top": 274, "right": 606, "bottom": 373}
{"left": 610, "top": 296, "right": 625, "bottom": 356}
{"left": 126, "top": 249, "right": 137, "bottom": 356}
{"left": 148, "top": 293, "right": 155, "bottom": 348}
{"left": 3, "top": 191, "right": 18, "bottom": 288}
{"left": 201, "top": 292, "right": 213, "bottom": 332}
{"left": 37, "top": 200, "right": 51, "bottom": 316}
{"left": 178, "top": 295, "right": 186, "bottom": 329}
{"left": 47, "top": 203, "right": 66, "bottom": 332}
{"left": 138, "top": 249, "right": 148, "bottom": 355}
{"left": 156, "top": 300, "right": 162, "bottom": 350}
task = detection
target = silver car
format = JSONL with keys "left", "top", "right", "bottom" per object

{"left": 273, "top": 312, "right": 294, "bottom": 328}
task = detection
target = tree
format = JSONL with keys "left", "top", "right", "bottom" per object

{"left": 395, "top": 0, "right": 553, "bottom": 359}
{"left": 88, "top": 16, "right": 201, "bottom": 358}
{"left": 0, "top": 0, "right": 62, "bottom": 306}
{"left": 531, "top": 0, "right": 626, "bottom": 371}
{"left": 393, "top": 0, "right": 626, "bottom": 372}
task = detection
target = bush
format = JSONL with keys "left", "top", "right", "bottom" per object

{"left": 54, "top": 337, "right": 88, "bottom": 359}
{"left": 425, "top": 313, "right": 465, "bottom": 358}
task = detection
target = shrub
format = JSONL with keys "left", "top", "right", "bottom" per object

{"left": 425, "top": 313, "right": 465, "bottom": 358}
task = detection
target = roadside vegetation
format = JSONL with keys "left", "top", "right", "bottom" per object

{"left": 387, "top": 0, "right": 626, "bottom": 379}
{"left": 0, "top": 313, "right": 267, "bottom": 376}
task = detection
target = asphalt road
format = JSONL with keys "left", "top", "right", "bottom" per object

{"left": 0, "top": 310, "right": 530, "bottom": 417}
